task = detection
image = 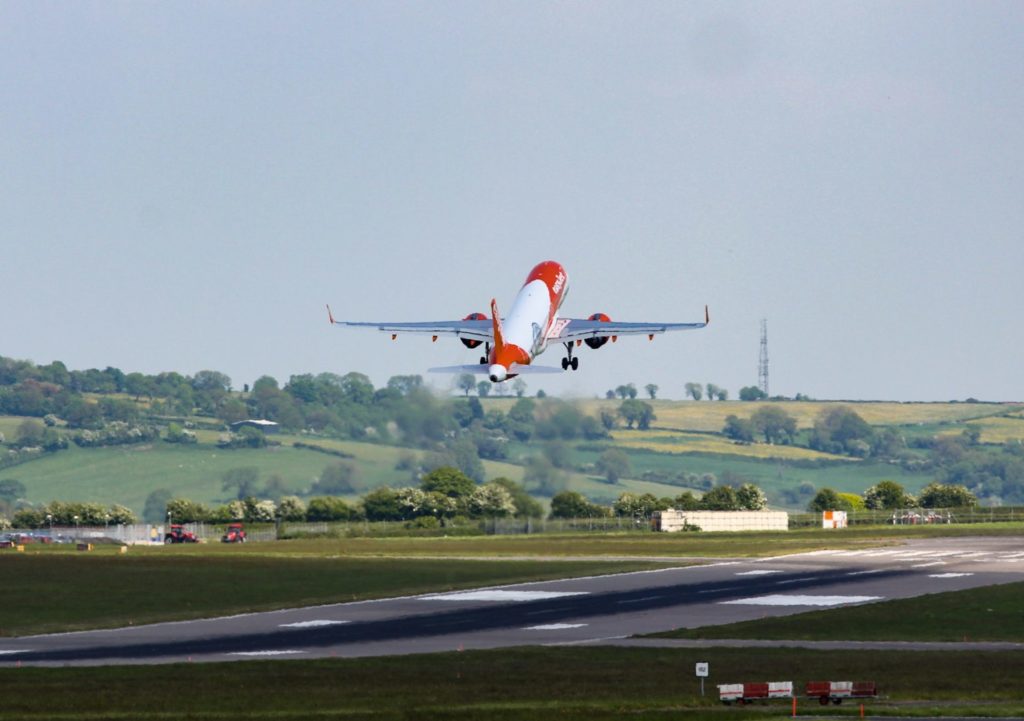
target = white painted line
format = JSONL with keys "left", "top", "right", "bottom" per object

{"left": 525, "top": 623, "right": 588, "bottom": 630}
{"left": 774, "top": 577, "right": 818, "bottom": 585}
{"left": 735, "top": 570, "right": 781, "bottom": 576}
{"left": 722, "top": 594, "right": 882, "bottom": 607}
{"left": 929, "top": 573, "right": 974, "bottom": 578}
{"left": 954, "top": 552, "right": 988, "bottom": 558}
{"left": 911, "top": 561, "right": 946, "bottom": 568}
{"left": 845, "top": 569, "right": 883, "bottom": 576}
{"left": 229, "top": 650, "right": 305, "bottom": 657}
{"left": 421, "top": 590, "right": 588, "bottom": 602}
{"left": 279, "top": 620, "right": 349, "bottom": 628}
{"left": 0, "top": 650, "right": 29, "bottom": 656}
{"left": 617, "top": 595, "right": 663, "bottom": 605}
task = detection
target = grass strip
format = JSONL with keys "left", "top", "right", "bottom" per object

{"left": 2, "top": 647, "right": 1023, "bottom": 720}
{"left": 0, "top": 554, "right": 664, "bottom": 637}
{"left": 647, "top": 579, "right": 1024, "bottom": 642}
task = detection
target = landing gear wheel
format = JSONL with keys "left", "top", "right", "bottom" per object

{"left": 480, "top": 356, "right": 487, "bottom": 365}
{"left": 570, "top": 357, "right": 579, "bottom": 371}
{"left": 561, "top": 357, "right": 569, "bottom": 370}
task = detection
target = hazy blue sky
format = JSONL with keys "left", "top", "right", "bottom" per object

{"left": 3, "top": 2, "right": 1021, "bottom": 401}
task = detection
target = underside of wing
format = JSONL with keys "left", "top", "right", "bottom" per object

{"left": 556, "top": 307, "right": 709, "bottom": 341}
{"left": 328, "top": 307, "right": 494, "bottom": 343}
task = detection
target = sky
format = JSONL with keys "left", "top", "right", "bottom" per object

{"left": 2, "top": 1, "right": 1022, "bottom": 402}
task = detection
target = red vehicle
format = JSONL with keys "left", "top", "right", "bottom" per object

{"left": 164, "top": 524, "right": 199, "bottom": 544}
{"left": 806, "top": 681, "right": 877, "bottom": 705}
{"left": 221, "top": 523, "right": 247, "bottom": 543}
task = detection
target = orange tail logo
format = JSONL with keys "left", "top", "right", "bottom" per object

{"left": 490, "top": 298, "right": 505, "bottom": 351}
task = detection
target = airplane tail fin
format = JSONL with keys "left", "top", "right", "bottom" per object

{"left": 490, "top": 298, "right": 505, "bottom": 351}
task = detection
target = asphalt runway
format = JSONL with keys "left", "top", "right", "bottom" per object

{"left": 4, "top": 535, "right": 1023, "bottom": 666}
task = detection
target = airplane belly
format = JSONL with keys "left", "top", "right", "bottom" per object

{"left": 503, "top": 280, "right": 553, "bottom": 360}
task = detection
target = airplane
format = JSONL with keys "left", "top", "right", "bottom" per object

{"left": 327, "top": 260, "right": 708, "bottom": 383}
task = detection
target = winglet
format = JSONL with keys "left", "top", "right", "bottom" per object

{"left": 490, "top": 298, "right": 505, "bottom": 351}
{"left": 705, "top": 305, "right": 710, "bottom": 326}
{"left": 326, "top": 304, "right": 336, "bottom": 325}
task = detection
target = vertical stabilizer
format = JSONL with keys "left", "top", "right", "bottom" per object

{"left": 490, "top": 298, "right": 505, "bottom": 351}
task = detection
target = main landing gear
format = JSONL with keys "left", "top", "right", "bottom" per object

{"left": 479, "top": 343, "right": 491, "bottom": 365}
{"left": 561, "top": 342, "right": 579, "bottom": 371}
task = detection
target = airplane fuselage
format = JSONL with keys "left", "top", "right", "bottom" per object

{"left": 488, "top": 260, "right": 569, "bottom": 382}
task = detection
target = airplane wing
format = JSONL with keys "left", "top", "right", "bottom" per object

{"left": 327, "top": 306, "right": 493, "bottom": 343}
{"left": 553, "top": 306, "right": 709, "bottom": 341}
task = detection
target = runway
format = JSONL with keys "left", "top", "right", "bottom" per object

{"left": 4, "top": 536, "right": 1023, "bottom": 666}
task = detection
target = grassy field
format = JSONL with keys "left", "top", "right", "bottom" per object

{"left": 609, "top": 429, "right": 854, "bottom": 462}
{"left": 649, "top": 580, "right": 1024, "bottom": 642}
{"left": 2, "top": 646, "right": 1023, "bottom": 719}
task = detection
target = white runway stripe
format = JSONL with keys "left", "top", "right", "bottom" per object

{"left": 229, "top": 650, "right": 305, "bottom": 656}
{"left": 279, "top": 620, "right": 349, "bottom": 628}
{"left": 421, "top": 590, "right": 588, "bottom": 602}
{"left": 525, "top": 623, "right": 588, "bottom": 630}
{"left": 929, "top": 572, "right": 974, "bottom": 578}
{"left": 722, "top": 594, "right": 881, "bottom": 607}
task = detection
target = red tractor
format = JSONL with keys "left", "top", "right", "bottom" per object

{"left": 164, "top": 524, "right": 199, "bottom": 544}
{"left": 221, "top": 523, "right": 247, "bottom": 543}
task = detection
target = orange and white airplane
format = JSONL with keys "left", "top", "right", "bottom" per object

{"left": 328, "top": 260, "right": 708, "bottom": 382}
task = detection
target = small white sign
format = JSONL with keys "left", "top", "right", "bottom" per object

{"left": 695, "top": 662, "right": 709, "bottom": 678}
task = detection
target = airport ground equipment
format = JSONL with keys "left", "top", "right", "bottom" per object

{"left": 806, "top": 681, "right": 877, "bottom": 705}
{"left": 163, "top": 524, "right": 199, "bottom": 544}
{"left": 718, "top": 682, "right": 793, "bottom": 704}
{"left": 221, "top": 523, "right": 247, "bottom": 543}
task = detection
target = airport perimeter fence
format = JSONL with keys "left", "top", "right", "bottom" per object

{"left": 788, "top": 505, "right": 1024, "bottom": 529}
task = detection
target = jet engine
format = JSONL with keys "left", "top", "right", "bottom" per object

{"left": 584, "top": 313, "right": 612, "bottom": 349}
{"left": 460, "top": 312, "right": 488, "bottom": 348}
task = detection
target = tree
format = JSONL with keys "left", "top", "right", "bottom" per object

{"left": 192, "top": 370, "right": 232, "bottom": 393}
{"left": 512, "top": 378, "right": 528, "bottom": 398}
{"left": 645, "top": 384, "right": 658, "bottom": 400}
{"left": 549, "top": 491, "right": 607, "bottom": 519}
{"left": 165, "top": 497, "right": 212, "bottom": 523}
{"left": 476, "top": 381, "right": 491, "bottom": 397}
{"left": 307, "top": 496, "right": 356, "bottom": 521}
{"left": 699, "top": 485, "right": 739, "bottom": 510}
{"left": 918, "top": 482, "right": 977, "bottom": 508}
{"left": 16, "top": 419, "right": 44, "bottom": 447}
{"left": 862, "top": 480, "right": 913, "bottom": 510}
{"left": 469, "top": 483, "right": 516, "bottom": 518}
{"left": 523, "top": 456, "right": 565, "bottom": 497}
{"left": 750, "top": 406, "right": 797, "bottom": 444}
{"left": 311, "top": 462, "right": 359, "bottom": 495}
{"left": 715, "top": 388, "right": 728, "bottom": 401}
{"left": 706, "top": 383, "right": 720, "bottom": 401}
{"left": 596, "top": 448, "right": 631, "bottom": 484}
{"left": 221, "top": 467, "right": 260, "bottom": 500}
{"left": 810, "top": 406, "right": 874, "bottom": 455}
{"left": 420, "top": 466, "right": 476, "bottom": 499}
{"left": 613, "top": 492, "right": 669, "bottom": 520}
{"left": 143, "top": 488, "right": 174, "bottom": 523}
{"left": 457, "top": 373, "right": 476, "bottom": 396}
{"left": 684, "top": 383, "right": 703, "bottom": 401}
{"left": 618, "top": 399, "right": 655, "bottom": 430}
{"left": 489, "top": 477, "right": 544, "bottom": 518}
{"left": 673, "top": 491, "right": 700, "bottom": 510}
{"left": 739, "top": 386, "right": 768, "bottom": 401}
{"left": 722, "top": 415, "right": 754, "bottom": 442}
{"left": 807, "top": 487, "right": 852, "bottom": 512}
{"left": 276, "top": 496, "right": 307, "bottom": 521}
{"left": 736, "top": 483, "right": 768, "bottom": 510}
{"left": 361, "top": 487, "right": 404, "bottom": 521}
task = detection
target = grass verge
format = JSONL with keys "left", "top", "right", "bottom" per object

{"left": 647, "top": 579, "right": 1024, "bottom": 642}
{"left": 2, "top": 647, "right": 1023, "bottom": 720}
{"left": 0, "top": 552, "right": 666, "bottom": 637}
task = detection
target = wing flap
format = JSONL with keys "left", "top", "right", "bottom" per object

{"left": 555, "top": 307, "right": 708, "bottom": 341}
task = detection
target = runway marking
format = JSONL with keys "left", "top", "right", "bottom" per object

{"left": 525, "top": 623, "right": 588, "bottom": 630}
{"left": 420, "top": 590, "right": 588, "bottom": 602}
{"left": 723, "top": 594, "right": 882, "bottom": 607}
{"left": 845, "top": 569, "right": 883, "bottom": 576}
{"left": 735, "top": 570, "right": 781, "bottom": 576}
{"left": 229, "top": 650, "right": 305, "bottom": 657}
{"left": 279, "top": 620, "right": 349, "bottom": 628}
{"left": 911, "top": 561, "right": 946, "bottom": 568}
{"left": 0, "top": 650, "right": 29, "bottom": 656}
{"left": 774, "top": 577, "right": 818, "bottom": 585}
{"left": 617, "top": 595, "right": 663, "bottom": 605}
{"left": 929, "top": 573, "right": 974, "bottom": 578}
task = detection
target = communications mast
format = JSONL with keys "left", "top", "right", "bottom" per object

{"left": 758, "top": 319, "right": 769, "bottom": 397}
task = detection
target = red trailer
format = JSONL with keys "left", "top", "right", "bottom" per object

{"left": 718, "top": 682, "right": 793, "bottom": 705}
{"left": 806, "top": 681, "right": 877, "bottom": 705}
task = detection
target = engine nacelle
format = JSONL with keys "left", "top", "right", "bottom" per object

{"left": 460, "top": 312, "right": 488, "bottom": 348}
{"left": 584, "top": 312, "right": 612, "bottom": 349}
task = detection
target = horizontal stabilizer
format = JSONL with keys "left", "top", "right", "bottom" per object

{"left": 428, "top": 364, "right": 563, "bottom": 376}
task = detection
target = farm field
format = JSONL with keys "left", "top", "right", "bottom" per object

{"left": 2, "top": 646, "right": 1023, "bottom": 719}
{"left": 609, "top": 429, "right": 853, "bottom": 462}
